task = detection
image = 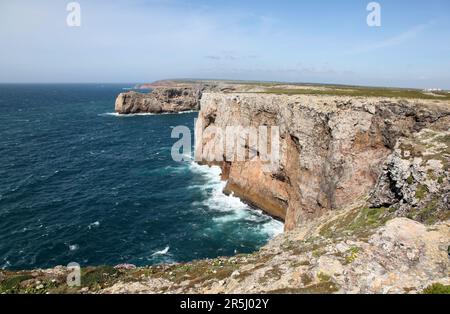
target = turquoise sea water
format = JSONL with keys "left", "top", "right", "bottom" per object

{"left": 0, "top": 84, "right": 283, "bottom": 270}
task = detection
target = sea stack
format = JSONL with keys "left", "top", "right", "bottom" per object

{"left": 115, "top": 86, "right": 203, "bottom": 114}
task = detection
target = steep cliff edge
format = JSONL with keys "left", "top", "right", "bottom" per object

{"left": 115, "top": 86, "right": 203, "bottom": 114}
{"left": 195, "top": 93, "right": 450, "bottom": 230}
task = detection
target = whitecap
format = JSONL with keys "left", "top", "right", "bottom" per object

{"left": 152, "top": 246, "right": 170, "bottom": 256}
{"left": 99, "top": 112, "right": 156, "bottom": 117}
{"left": 1, "top": 260, "right": 11, "bottom": 269}
{"left": 99, "top": 111, "right": 198, "bottom": 117}
{"left": 69, "top": 244, "right": 79, "bottom": 251}
{"left": 88, "top": 221, "right": 100, "bottom": 230}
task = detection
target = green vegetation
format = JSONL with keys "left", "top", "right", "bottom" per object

{"left": 268, "top": 281, "right": 340, "bottom": 294}
{"left": 80, "top": 266, "right": 119, "bottom": 289}
{"left": 0, "top": 274, "right": 33, "bottom": 293}
{"left": 422, "top": 283, "right": 450, "bottom": 294}
{"left": 319, "top": 206, "right": 392, "bottom": 239}
{"left": 177, "top": 79, "right": 450, "bottom": 100}
{"left": 317, "top": 272, "right": 332, "bottom": 282}
{"left": 406, "top": 197, "right": 449, "bottom": 225}
{"left": 260, "top": 87, "right": 450, "bottom": 100}
{"left": 0, "top": 271, "right": 71, "bottom": 294}
{"left": 407, "top": 174, "right": 414, "bottom": 185}
{"left": 416, "top": 199, "right": 438, "bottom": 225}
{"left": 301, "top": 273, "right": 313, "bottom": 285}
{"left": 312, "top": 248, "right": 327, "bottom": 258}
{"left": 415, "top": 185, "right": 429, "bottom": 200}
{"left": 259, "top": 265, "right": 283, "bottom": 284}
{"left": 411, "top": 131, "right": 450, "bottom": 170}
{"left": 344, "top": 247, "right": 361, "bottom": 265}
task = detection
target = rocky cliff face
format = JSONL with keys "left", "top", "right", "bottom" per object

{"left": 195, "top": 93, "right": 450, "bottom": 231}
{"left": 115, "top": 86, "right": 203, "bottom": 114}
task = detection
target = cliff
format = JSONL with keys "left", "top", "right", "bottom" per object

{"left": 115, "top": 86, "right": 203, "bottom": 114}
{"left": 195, "top": 93, "right": 450, "bottom": 231}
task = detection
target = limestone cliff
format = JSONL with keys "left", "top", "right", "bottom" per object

{"left": 195, "top": 93, "right": 450, "bottom": 230}
{"left": 115, "top": 86, "right": 203, "bottom": 114}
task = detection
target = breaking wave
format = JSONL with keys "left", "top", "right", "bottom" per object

{"left": 152, "top": 246, "right": 170, "bottom": 256}
{"left": 188, "top": 162, "right": 284, "bottom": 238}
{"left": 99, "top": 110, "right": 198, "bottom": 117}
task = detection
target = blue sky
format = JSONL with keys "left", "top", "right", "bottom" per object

{"left": 1, "top": 0, "right": 449, "bottom": 88}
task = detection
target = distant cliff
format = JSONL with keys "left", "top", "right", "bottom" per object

{"left": 115, "top": 86, "right": 203, "bottom": 114}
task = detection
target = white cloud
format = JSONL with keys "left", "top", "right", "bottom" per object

{"left": 347, "top": 21, "right": 434, "bottom": 55}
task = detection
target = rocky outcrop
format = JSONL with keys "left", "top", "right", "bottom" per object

{"left": 369, "top": 125, "right": 450, "bottom": 223}
{"left": 2, "top": 211, "right": 448, "bottom": 294}
{"left": 195, "top": 93, "right": 450, "bottom": 230}
{"left": 115, "top": 86, "right": 203, "bottom": 114}
{"left": 97, "top": 215, "right": 449, "bottom": 294}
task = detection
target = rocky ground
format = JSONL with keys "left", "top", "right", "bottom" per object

{"left": 0, "top": 207, "right": 448, "bottom": 294}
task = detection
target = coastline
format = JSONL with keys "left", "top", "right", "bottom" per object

{"left": 1, "top": 81, "right": 449, "bottom": 294}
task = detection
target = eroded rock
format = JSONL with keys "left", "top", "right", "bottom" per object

{"left": 115, "top": 86, "right": 203, "bottom": 114}
{"left": 195, "top": 93, "right": 450, "bottom": 230}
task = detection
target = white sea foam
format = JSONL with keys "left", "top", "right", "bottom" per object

{"left": 69, "top": 244, "right": 79, "bottom": 251}
{"left": 99, "top": 112, "right": 157, "bottom": 117}
{"left": 261, "top": 219, "right": 284, "bottom": 237}
{"left": 99, "top": 111, "right": 197, "bottom": 117}
{"left": 176, "top": 110, "right": 197, "bottom": 114}
{"left": 188, "top": 162, "right": 284, "bottom": 237}
{"left": 88, "top": 221, "right": 100, "bottom": 230}
{"left": 1, "top": 260, "right": 11, "bottom": 269}
{"left": 152, "top": 246, "right": 170, "bottom": 256}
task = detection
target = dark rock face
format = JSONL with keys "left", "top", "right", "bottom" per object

{"left": 115, "top": 87, "right": 203, "bottom": 114}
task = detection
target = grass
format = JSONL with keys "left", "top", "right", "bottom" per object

{"left": 407, "top": 174, "right": 414, "bottom": 185}
{"left": 415, "top": 185, "right": 429, "bottom": 200}
{"left": 260, "top": 87, "right": 450, "bottom": 100}
{"left": 319, "top": 206, "right": 392, "bottom": 240}
{"left": 0, "top": 274, "right": 34, "bottom": 293}
{"left": 268, "top": 281, "right": 340, "bottom": 294}
{"left": 406, "top": 197, "right": 449, "bottom": 225}
{"left": 422, "top": 283, "right": 450, "bottom": 294}
{"left": 173, "top": 79, "right": 450, "bottom": 100}
{"left": 80, "top": 266, "right": 119, "bottom": 289}
{"left": 317, "top": 272, "right": 331, "bottom": 282}
{"left": 344, "top": 247, "right": 361, "bottom": 265}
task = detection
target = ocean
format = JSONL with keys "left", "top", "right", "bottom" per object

{"left": 0, "top": 84, "right": 283, "bottom": 270}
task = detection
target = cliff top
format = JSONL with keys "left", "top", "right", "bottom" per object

{"left": 137, "top": 79, "right": 450, "bottom": 101}
{"left": 202, "top": 92, "right": 450, "bottom": 113}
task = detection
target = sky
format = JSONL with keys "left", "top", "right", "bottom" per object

{"left": 1, "top": 0, "right": 449, "bottom": 88}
